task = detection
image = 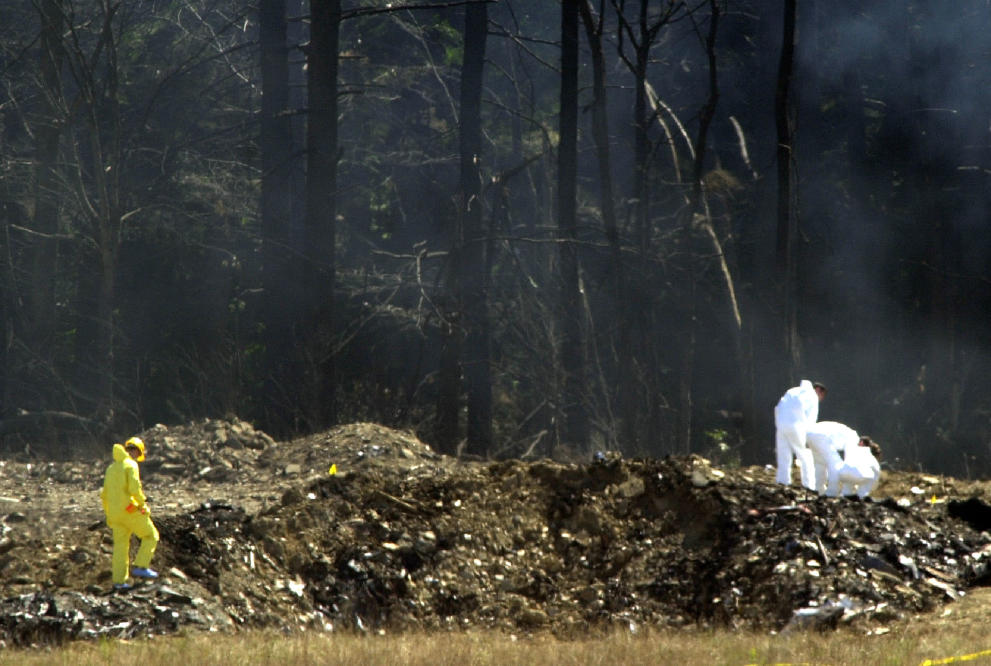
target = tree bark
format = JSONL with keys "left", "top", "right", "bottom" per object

{"left": 69, "top": 0, "right": 123, "bottom": 426}
{"left": 304, "top": 0, "right": 341, "bottom": 429}
{"left": 775, "top": 0, "right": 800, "bottom": 377}
{"left": 558, "top": 0, "right": 587, "bottom": 450}
{"left": 630, "top": 1, "right": 651, "bottom": 260}
{"left": 28, "top": 0, "right": 65, "bottom": 364}
{"left": 581, "top": 0, "right": 628, "bottom": 449}
{"left": 435, "top": 314, "right": 461, "bottom": 455}
{"left": 0, "top": 208, "right": 22, "bottom": 420}
{"left": 259, "top": 0, "right": 303, "bottom": 431}
{"left": 611, "top": 0, "right": 685, "bottom": 453}
{"left": 460, "top": 1, "right": 492, "bottom": 456}
{"left": 680, "top": 0, "right": 726, "bottom": 456}
{"left": 287, "top": 0, "right": 308, "bottom": 257}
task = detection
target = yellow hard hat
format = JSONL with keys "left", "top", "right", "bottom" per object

{"left": 125, "top": 436, "right": 146, "bottom": 461}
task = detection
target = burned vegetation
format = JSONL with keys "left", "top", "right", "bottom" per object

{"left": 1, "top": 420, "right": 991, "bottom": 646}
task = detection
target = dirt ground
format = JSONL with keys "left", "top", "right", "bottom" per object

{"left": 2, "top": 419, "right": 991, "bottom": 646}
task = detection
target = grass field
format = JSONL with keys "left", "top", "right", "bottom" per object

{"left": 2, "top": 625, "right": 989, "bottom": 666}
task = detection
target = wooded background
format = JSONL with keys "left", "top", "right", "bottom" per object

{"left": 2, "top": 0, "right": 989, "bottom": 476}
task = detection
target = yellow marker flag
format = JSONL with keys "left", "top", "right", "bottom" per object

{"left": 329, "top": 464, "right": 337, "bottom": 476}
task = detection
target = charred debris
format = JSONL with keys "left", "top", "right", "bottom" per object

{"left": 1, "top": 419, "right": 991, "bottom": 646}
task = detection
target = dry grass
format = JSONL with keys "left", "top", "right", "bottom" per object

{"left": 3, "top": 625, "right": 990, "bottom": 666}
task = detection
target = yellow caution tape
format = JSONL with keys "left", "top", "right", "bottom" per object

{"left": 328, "top": 463, "right": 337, "bottom": 476}
{"left": 920, "top": 648, "right": 991, "bottom": 665}
{"left": 745, "top": 650, "right": 991, "bottom": 666}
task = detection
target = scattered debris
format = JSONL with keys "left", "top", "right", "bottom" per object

{"left": 1, "top": 419, "right": 990, "bottom": 646}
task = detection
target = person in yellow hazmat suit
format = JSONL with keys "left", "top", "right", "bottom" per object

{"left": 100, "top": 437, "right": 160, "bottom": 590}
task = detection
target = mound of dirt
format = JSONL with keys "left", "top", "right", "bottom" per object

{"left": 2, "top": 419, "right": 991, "bottom": 646}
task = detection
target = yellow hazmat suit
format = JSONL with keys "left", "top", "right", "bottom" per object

{"left": 100, "top": 442, "right": 159, "bottom": 585}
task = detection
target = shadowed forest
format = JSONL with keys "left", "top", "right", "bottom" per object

{"left": 1, "top": 0, "right": 989, "bottom": 476}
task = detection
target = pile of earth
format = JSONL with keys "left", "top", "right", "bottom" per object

{"left": 2, "top": 418, "right": 991, "bottom": 646}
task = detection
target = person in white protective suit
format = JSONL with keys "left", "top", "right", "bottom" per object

{"left": 774, "top": 380, "right": 827, "bottom": 489}
{"left": 836, "top": 436, "right": 882, "bottom": 498}
{"left": 805, "top": 420, "right": 860, "bottom": 496}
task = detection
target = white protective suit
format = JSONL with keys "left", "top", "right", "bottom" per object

{"left": 774, "top": 380, "right": 820, "bottom": 489}
{"left": 804, "top": 421, "right": 859, "bottom": 497}
{"left": 837, "top": 443, "right": 881, "bottom": 498}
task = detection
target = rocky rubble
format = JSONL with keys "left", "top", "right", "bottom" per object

{"left": 2, "top": 418, "right": 991, "bottom": 646}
